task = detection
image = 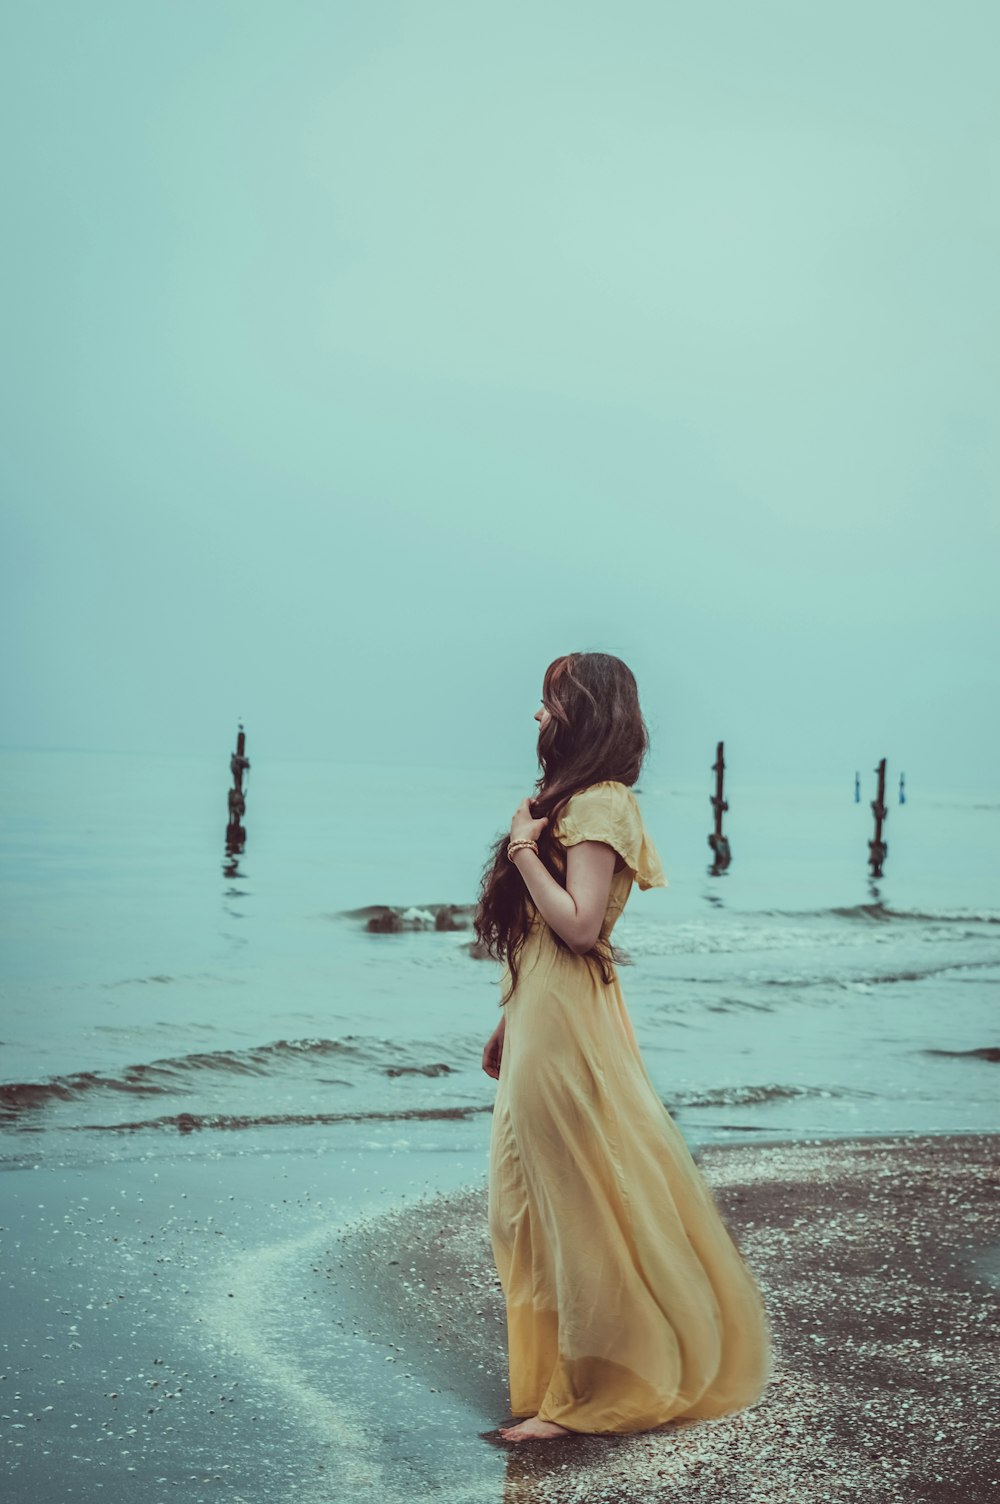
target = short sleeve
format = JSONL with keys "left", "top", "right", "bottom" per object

{"left": 552, "top": 781, "right": 668, "bottom": 891}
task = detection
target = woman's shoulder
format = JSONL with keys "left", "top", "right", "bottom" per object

{"left": 552, "top": 780, "right": 666, "bottom": 890}
{"left": 564, "top": 779, "right": 639, "bottom": 809}
{"left": 553, "top": 780, "right": 639, "bottom": 835}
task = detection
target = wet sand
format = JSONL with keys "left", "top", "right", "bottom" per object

{"left": 334, "top": 1131, "right": 1000, "bottom": 1504}
{"left": 2, "top": 1130, "right": 997, "bottom": 1503}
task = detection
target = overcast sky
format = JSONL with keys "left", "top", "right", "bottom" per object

{"left": 1, "top": 1, "right": 997, "bottom": 791}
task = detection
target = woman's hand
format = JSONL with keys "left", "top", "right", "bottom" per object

{"left": 510, "top": 797, "right": 548, "bottom": 846}
{"left": 482, "top": 1015, "right": 506, "bottom": 1079}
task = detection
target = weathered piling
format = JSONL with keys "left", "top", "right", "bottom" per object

{"left": 226, "top": 722, "right": 250, "bottom": 850}
{"left": 868, "top": 757, "right": 888, "bottom": 877}
{"left": 708, "top": 740, "right": 731, "bottom": 874}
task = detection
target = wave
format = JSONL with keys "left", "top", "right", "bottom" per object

{"left": 922, "top": 1046, "right": 1000, "bottom": 1064}
{"left": 60, "top": 1105, "right": 493, "bottom": 1134}
{"left": 663, "top": 955, "right": 1000, "bottom": 997}
{"left": 14, "top": 1082, "right": 869, "bottom": 1134}
{"left": 99, "top": 971, "right": 249, "bottom": 990}
{"left": 760, "top": 957, "right": 1000, "bottom": 989}
{"left": 672, "top": 1082, "right": 877, "bottom": 1110}
{"left": 747, "top": 901, "right": 1000, "bottom": 927}
{"left": 0, "top": 1036, "right": 461, "bottom": 1121}
{"left": 826, "top": 903, "right": 1000, "bottom": 926}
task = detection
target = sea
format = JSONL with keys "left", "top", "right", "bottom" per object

{"left": 1, "top": 747, "right": 997, "bottom": 1172}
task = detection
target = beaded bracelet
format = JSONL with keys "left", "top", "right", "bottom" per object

{"left": 507, "top": 839, "right": 538, "bottom": 862}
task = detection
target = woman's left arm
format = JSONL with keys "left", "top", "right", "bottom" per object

{"left": 508, "top": 798, "right": 616, "bottom": 955}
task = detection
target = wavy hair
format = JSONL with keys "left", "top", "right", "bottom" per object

{"left": 474, "top": 651, "right": 652, "bottom": 1006}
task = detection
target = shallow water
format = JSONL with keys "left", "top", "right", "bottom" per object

{"left": 1, "top": 748, "right": 997, "bottom": 1167}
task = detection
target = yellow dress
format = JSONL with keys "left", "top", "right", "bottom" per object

{"left": 488, "top": 780, "right": 772, "bottom": 1434}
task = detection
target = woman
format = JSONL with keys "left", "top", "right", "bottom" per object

{"left": 475, "top": 652, "right": 772, "bottom": 1443}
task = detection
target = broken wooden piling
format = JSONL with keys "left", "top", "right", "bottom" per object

{"left": 868, "top": 757, "right": 888, "bottom": 877}
{"left": 708, "top": 740, "right": 732, "bottom": 874}
{"left": 226, "top": 722, "right": 250, "bottom": 850}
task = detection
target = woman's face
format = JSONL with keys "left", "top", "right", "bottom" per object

{"left": 535, "top": 695, "right": 552, "bottom": 733}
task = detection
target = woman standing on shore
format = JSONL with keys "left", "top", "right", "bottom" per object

{"left": 476, "top": 651, "right": 772, "bottom": 1443}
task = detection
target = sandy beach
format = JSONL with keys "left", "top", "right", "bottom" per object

{"left": 3, "top": 1128, "right": 997, "bottom": 1503}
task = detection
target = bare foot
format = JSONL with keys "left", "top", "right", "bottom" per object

{"left": 499, "top": 1414, "right": 572, "bottom": 1442}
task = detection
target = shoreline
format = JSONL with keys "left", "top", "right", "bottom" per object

{"left": 331, "top": 1130, "right": 1000, "bottom": 1503}
{"left": 2, "top": 1129, "right": 997, "bottom": 1503}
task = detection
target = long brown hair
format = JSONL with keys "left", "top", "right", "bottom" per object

{"left": 474, "top": 651, "right": 652, "bottom": 1006}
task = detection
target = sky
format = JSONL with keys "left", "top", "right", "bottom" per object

{"left": 1, "top": 1, "right": 997, "bottom": 792}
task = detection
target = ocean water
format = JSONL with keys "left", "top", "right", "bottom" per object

{"left": 1, "top": 747, "right": 997, "bottom": 1169}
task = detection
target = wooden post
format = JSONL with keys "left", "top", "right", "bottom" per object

{"left": 708, "top": 740, "right": 732, "bottom": 873}
{"left": 868, "top": 757, "right": 888, "bottom": 877}
{"left": 899, "top": 771, "right": 906, "bottom": 805}
{"left": 854, "top": 771, "right": 861, "bottom": 804}
{"left": 226, "top": 722, "right": 250, "bottom": 849}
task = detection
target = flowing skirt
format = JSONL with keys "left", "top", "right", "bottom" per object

{"left": 488, "top": 934, "right": 772, "bottom": 1433}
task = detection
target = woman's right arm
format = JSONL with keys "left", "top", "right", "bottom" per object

{"left": 482, "top": 1012, "right": 506, "bottom": 1079}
